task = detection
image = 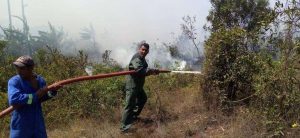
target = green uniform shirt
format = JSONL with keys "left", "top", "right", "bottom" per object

{"left": 126, "top": 53, "right": 149, "bottom": 89}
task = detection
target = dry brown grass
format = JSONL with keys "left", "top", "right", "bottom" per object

{"left": 48, "top": 119, "right": 122, "bottom": 138}
{"left": 206, "top": 108, "right": 265, "bottom": 138}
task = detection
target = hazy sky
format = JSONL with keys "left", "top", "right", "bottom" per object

{"left": 0, "top": 0, "right": 277, "bottom": 67}
{"left": 0, "top": 0, "right": 210, "bottom": 46}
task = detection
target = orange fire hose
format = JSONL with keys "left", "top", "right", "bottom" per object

{"left": 0, "top": 69, "right": 171, "bottom": 119}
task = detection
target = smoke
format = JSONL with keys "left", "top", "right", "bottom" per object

{"left": 146, "top": 42, "right": 184, "bottom": 69}
{"left": 84, "top": 66, "right": 93, "bottom": 76}
{"left": 174, "top": 34, "right": 204, "bottom": 71}
{"left": 132, "top": 37, "right": 203, "bottom": 71}
{"left": 143, "top": 34, "right": 204, "bottom": 71}
{"left": 110, "top": 47, "right": 135, "bottom": 66}
{"left": 178, "top": 61, "right": 187, "bottom": 70}
{"left": 0, "top": 0, "right": 210, "bottom": 71}
{"left": 2, "top": 22, "right": 203, "bottom": 71}
{"left": 71, "top": 34, "right": 204, "bottom": 71}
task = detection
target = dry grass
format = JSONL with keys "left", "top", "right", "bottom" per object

{"left": 47, "top": 84, "right": 204, "bottom": 138}
{"left": 48, "top": 119, "right": 122, "bottom": 138}
{"left": 207, "top": 108, "right": 265, "bottom": 138}
{"left": 32, "top": 81, "right": 300, "bottom": 137}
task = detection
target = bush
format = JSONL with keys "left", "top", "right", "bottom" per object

{"left": 202, "top": 27, "right": 259, "bottom": 112}
{"left": 252, "top": 40, "right": 300, "bottom": 136}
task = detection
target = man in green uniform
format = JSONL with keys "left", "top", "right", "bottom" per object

{"left": 120, "top": 42, "right": 159, "bottom": 132}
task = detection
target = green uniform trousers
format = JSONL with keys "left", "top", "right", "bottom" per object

{"left": 121, "top": 88, "right": 147, "bottom": 127}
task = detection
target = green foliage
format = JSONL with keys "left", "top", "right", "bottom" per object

{"left": 206, "top": 0, "right": 274, "bottom": 32}
{"left": 0, "top": 41, "right": 15, "bottom": 93}
{"left": 0, "top": 46, "right": 124, "bottom": 129}
{"left": 0, "top": 92, "right": 9, "bottom": 137}
{"left": 0, "top": 40, "right": 7, "bottom": 50}
{"left": 203, "top": 27, "right": 259, "bottom": 112}
{"left": 31, "top": 48, "right": 125, "bottom": 125}
{"left": 0, "top": 41, "right": 11, "bottom": 136}
{"left": 253, "top": 46, "right": 300, "bottom": 136}
{"left": 203, "top": 0, "right": 300, "bottom": 136}
{"left": 251, "top": 1, "right": 300, "bottom": 135}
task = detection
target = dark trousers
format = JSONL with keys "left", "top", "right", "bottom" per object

{"left": 121, "top": 88, "right": 147, "bottom": 127}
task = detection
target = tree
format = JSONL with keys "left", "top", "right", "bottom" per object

{"left": 80, "top": 24, "right": 96, "bottom": 48}
{"left": 0, "top": 26, "right": 31, "bottom": 56}
{"left": 202, "top": 0, "right": 274, "bottom": 112}
{"left": 206, "top": 0, "right": 272, "bottom": 32}
{"left": 252, "top": 0, "right": 300, "bottom": 135}
{"left": 181, "top": 16, "right": 201, "bottom": 58}
{"left": 11, "top": 15, "right": 31, "bottom": 55}
{"left": 35, "top": 23, "right": 65, "bottom": 49}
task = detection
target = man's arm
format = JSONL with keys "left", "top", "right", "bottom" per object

{"left": 131, "top": 58, "right": 159, "bottom": 76}
{"left": 38, "top": 78, "right": 58, "bottom": 102}
{"left": 38, "top": 88, "right": 57, "bottom": 102}
{"left": 8, "top": 79, "right": 39, "bottom": 105}
{"left": 131, "top": 58, "right": 148, "bottom": 76}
